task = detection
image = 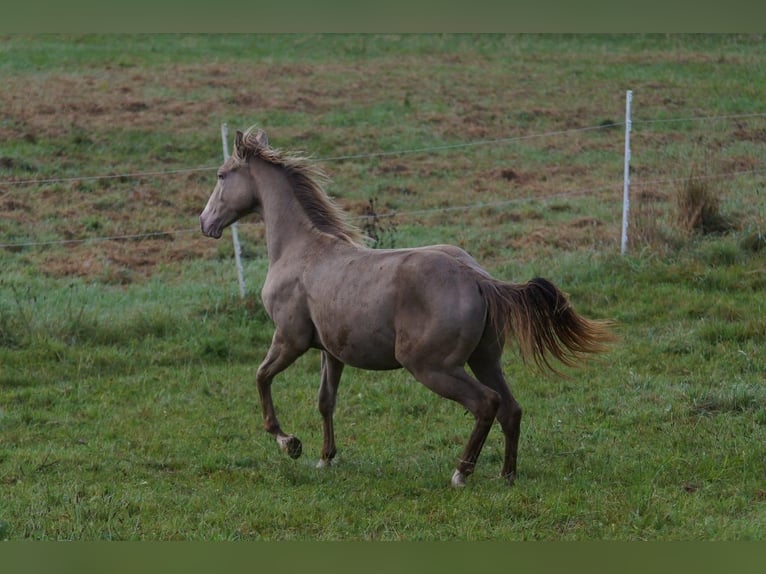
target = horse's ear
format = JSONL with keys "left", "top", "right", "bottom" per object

{"left": 235, "top": 130, "right": 245, "bottom": 154}
{"left": 255, "top": 129, "right": 269, "bottom": 148}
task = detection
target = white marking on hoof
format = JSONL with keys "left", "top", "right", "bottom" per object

{"left": 316, "top": 458, "right": 332, "bottom": 469}
{"left": 276, "top": 435, "right": 302, "bottom": 459}
{"left": 451, "top": 469, "right": 467, "bottom": 488}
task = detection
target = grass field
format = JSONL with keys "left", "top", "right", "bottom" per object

{"left": 1, "top": 34, "right": 766, "bottom": 540}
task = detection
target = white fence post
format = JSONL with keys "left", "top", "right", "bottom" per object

{"left": 621, "top": 90, "right": 633, "bottom": 256}
{"left": 220, "top": 123, "right": 247, "bottom": 298}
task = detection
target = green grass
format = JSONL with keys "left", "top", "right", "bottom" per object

{"left": 2, "top": 241, "right": 765, "bottom": 540}
{"left": 2, "top": 34, "right": 766, "bottom": 540}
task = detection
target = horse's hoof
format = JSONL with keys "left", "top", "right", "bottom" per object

{"left": 316, "top": 458, "right": 332, "bottom": 469}
{"left": 277, "top": 435, "right": 302, "bottom": 459}
{"left": 451, "top": 469, "right": 467, "bottom": 488}
{"left": 503, "top": 471, "right": 516, "bottom": 486}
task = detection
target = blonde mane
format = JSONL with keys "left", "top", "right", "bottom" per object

{"left": 233, "top": 126, "right": 365, "bottom": 245}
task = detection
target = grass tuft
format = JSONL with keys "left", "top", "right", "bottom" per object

{"left": 689, "top": 384, "right": 766, "bottom": 416}
{"left": 675, "top": 165, "right": 736, "bottom": 236}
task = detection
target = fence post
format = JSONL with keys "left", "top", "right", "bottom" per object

{"left": 621, "top": 90, "right": 633, "bottom": 255}
{"left": 220, "top": 123, "right": 247, "bottom": 298}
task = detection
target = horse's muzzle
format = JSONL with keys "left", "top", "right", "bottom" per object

{"left": 199, "top": 216, "right": 222, "bottom": 239}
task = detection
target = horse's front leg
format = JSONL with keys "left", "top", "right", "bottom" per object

{"left": 256, "top": 330, "right": 308, "bottom": 459}
{"left": 317, "top": 351, "right": 344, "bottom": 468}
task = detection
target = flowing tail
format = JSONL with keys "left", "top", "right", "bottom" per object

{"left": 480, "top": 277, "right": 615, "bottom": 373}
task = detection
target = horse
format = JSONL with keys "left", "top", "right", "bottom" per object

{"left": 200, "top": 126, "right": 614, "bottom": 487}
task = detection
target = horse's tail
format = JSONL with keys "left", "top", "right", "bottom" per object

{"left": 479, "top": 277, "right": 615, "bottom": 374}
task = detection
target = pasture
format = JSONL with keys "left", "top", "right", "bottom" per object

{"left": 1, "top": 34, "right": 765, "bottom": 540}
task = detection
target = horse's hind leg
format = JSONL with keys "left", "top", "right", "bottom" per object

{"left": 468, "top": 341, "right": 522, "bottom": 485}
{"left": 256, "top": 330, "right": 309, "bottom": 459}
{"left": 317, "top": 351, "right": 344, "bottom": 468}
{"left": 407, "top": 364, "right": 500, "bottom": 487}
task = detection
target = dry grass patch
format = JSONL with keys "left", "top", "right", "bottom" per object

{"left": 675, "top": 168, "right": 736, "bottom": 236}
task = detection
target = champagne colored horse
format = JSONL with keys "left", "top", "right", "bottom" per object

{"left": 200, "top": 126, "right": 614, "bottom": 487}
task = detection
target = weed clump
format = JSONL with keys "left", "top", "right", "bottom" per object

{"left": 675, "top": 168, "right": 735, "bottom": 235}
{"left": 629, "top": 160, "right": 742, "bottom": 255}
{"left": 740, "top": 229, "right": 766, "bottom": 252}
{"left": 362, "top": 198, "right": 398, "bottom": 249}
{"left": 629, "top": 189, "right": 679, "bottom": 253}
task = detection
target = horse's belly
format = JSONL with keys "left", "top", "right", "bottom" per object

{"left": 315, "top": 322, "right": 400, "bottom": 371}
{"left": 341, "top": 349, "right": 401, "bottom": 371}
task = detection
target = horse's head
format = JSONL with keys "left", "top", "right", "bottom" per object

{"left": 199, "top": 130, "right": 266, "bottom": 239}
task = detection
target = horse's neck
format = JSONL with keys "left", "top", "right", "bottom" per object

{"left": 257, "top": 173, "right": 317, "bottom": 265}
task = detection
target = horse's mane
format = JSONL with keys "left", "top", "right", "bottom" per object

{"left": 233, "top": 126, "right": 365, "bottom": 245}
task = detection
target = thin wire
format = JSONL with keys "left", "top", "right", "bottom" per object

{"left": 4, "top": 166, "right": 766, "bottom": 249}
{"left": 1, "top": 111, "right": 763, "bottom": 187}
{"left": 2, "top": 111, "right": 765, "bottom": 248}
{"left": 367, "top": 186, "right": 617, "bottom": 221}
{"left": 0, "top": 184, "right": 620, "bottom": 249}
{"left": 631, "top": 167, "right": 766, "bottom": 188}
{"left": 0, "top": 228, "right": 199, "bottom": 249}
{"left": 0, "top": 166, "right": 215, "bottom": 187}
{"left": 321, "top": 124, "right": 620, "bottom": 162}
{"left": 633, "top": 112, "right": 766, "bottom": 126}
{"left": 0, "top": 124, "right": 615, "bottom": 188}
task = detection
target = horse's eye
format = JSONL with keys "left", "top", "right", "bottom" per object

{"left": 217, "top": 173, "right": 225, "bottom": 181}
